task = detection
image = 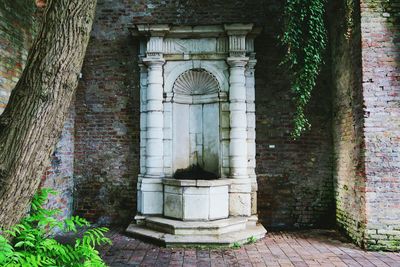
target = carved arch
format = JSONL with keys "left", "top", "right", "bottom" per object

{"left": 164, "top": 60, "right": 228, "bottom": 94}
{"left": 173, "top": 69, "right": 219, "bottom": 96}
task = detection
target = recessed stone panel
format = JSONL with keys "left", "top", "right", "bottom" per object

{"left": 209, "top": 186, "right": 229, "bottom": 220}
{"left": 183, "top": 193, "right": 209, "bottom": 220}
{"left": 229, "top": 192, "right": 251, "bottom": 217}
{"left": 164, "top": 193, "right": 183, "bottom": 219}
{"left": 163, "top": 180, "right": 229, "bottom": 221}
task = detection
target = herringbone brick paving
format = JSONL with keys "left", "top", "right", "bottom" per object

{"left": 96, "top": 228, "right": 400, "bottom": 267}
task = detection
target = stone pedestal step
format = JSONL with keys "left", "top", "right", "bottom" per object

{"left": 126, "top": 223, "right": 266, "bottom": 247}
{"left": 145, "top": 216, "right": 247, "bottom": 235}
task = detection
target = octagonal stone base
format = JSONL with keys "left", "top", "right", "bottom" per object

{"left": 126, "top": 216, "right": 266, "bottom": 247}
{"left": 163, "top": 179, "right": 230, "bottom": 221}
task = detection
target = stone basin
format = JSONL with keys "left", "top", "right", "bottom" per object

{"left": 163, "top": 178, "right": 230, "bottom": 221}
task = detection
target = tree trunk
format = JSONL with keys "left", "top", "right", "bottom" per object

{"left": 0, "top": 0, "right": 97, "bottom": 229}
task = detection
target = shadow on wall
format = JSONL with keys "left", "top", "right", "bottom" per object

{"left": 72, "top": 33, "right": 140, "bottom": 225}
{"left": 254, "top": 2, "right": 334, "bottom": 229}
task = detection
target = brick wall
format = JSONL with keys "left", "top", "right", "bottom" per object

{"left": 330, "top": 0, "right": 400, "bottom": 251}
{"left": 74, "top": 0, "right": 335, "bottom": 228}
{"left": 255, "top": 24, "right": 334, "bottom": 228}
{"left": 0, "top": 0, "right": 37, "bottom": 114}
{"left": 329, "top": 0, "right": 366, "bottom": 246}
{"left": 361, "top": 0, "right": 400, "bottom": 251}
{"left": 40, "top": 106, "right": 75, "bottom": 221}
{"left": 73, "top": 0, "right": 141, "bottom": 224}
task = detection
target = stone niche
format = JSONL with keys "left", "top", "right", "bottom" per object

{"left": 126, "top": 24, "right": 266, "bottom": 247}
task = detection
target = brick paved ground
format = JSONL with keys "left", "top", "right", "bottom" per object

{"left": 95, "top": 228, "right": 400, "bottom": 267}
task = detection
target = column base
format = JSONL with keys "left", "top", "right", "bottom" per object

{"left": 137, "top": 176, "right": 164, "bottom": 215}
{"left": 228, "top": 178, "right": 252, "bottom": 216}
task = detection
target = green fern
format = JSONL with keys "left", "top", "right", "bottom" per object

{"left": 0, "top": 188, "right": 111, "bottom": 266}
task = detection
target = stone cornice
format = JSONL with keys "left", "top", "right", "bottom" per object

{"left": 133, "top": 24, "right": 260, "bottom": 39}
{"left": 132, "top": 24, "right": 262, "bottom": 59}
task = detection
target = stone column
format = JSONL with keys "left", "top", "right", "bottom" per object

{"left": 139, "top": 62, "right": 147, "bottom": 176}
{"left": 137, "top": 61, "right": 147, "bottom": 214}
{"left": 228, "top": 58, "right": 249, "bottom": 179}
{"left": 245, "top": 58, "right": 258, "bottom": 215}
{"left": 138, "top": 33, "right": 166, "bottom": 215}
{"left": 143, "top": 58, "right": 164, "bottom": 177}
{"left": 225, "top": 24, "right": 253, "bottom": 217}
{"left": 245, "top": 28, "right": 260, "bottom": 216}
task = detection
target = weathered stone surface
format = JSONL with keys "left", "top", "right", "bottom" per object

{"left": 163, "top": 181, "right": 229, "bottom": 221}
{"left": 229, "top": 193, "right": 251, "bottom": 217}
{"left": 126, "top": 216, "right": 266, "bottom": 247}
{"left": 145, "top": 216, "right": 247, "bottom": 235}
{"left": 40, "top": 106, "right": 75, "bottom": 221}
{"left": 209, "top": 186, "right": 229, "bottom": 220}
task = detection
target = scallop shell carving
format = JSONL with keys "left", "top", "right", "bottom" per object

{"left": 173, "top": 69, "right": 220, "bottom": 95}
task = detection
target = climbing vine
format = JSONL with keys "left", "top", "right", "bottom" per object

{"left": 345, "top": 0, "right": 355, "bottom": 39}
{"left": 280, "top": 0, "right": 327, "bottom": 138}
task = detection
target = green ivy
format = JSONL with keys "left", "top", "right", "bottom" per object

{"left": 280, "top": 0, "right": 327, "bottom": 138}
{"left": 0, "top": 189, "right": 111, "bottom": 266}
{"left": 345, "top": 0, "right": 355, "bottom": 39}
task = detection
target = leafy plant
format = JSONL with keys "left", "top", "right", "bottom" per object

{"left": 0, "top": 188, "right": 111, "bottom": 266}
{"left": 231, "top": 242, "right": 241, "bottom": 249}
{"left": 344, "top": 0, "right": 355, "bottom": 39}
{"left": 280, "top": 0, "right": 327, "bottom": 138}
{"left": 246, "top": 236, "right": 257, "bottom": 244}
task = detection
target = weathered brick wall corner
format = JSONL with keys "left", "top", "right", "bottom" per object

{"left": 330, "top": 0, "right": 400, "bottom": 251}
{"left": 360, "top": 0, "right": 400, "bottom": 251}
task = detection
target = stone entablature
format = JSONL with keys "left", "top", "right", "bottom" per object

{"left": 133, "top": 24, "right": 260, "bottom": 60}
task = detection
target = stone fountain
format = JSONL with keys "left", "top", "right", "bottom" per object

{"left": 126, "top": 24, "right": 266, "bottom": 246}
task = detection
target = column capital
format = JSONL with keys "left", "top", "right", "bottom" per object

{"left": 224, "top": 24, "right": 253, "bottom": 58}
{"left": 227, "top": 57, "right": 249, "bottom": 67}
{"left": 138, "top": 61, "right": 147, "bottom": 72}
{"left": 224, "top": 23, "right": 253, "bottom": 36}
{"left": 142, "top": 57, "right": 165, "bottom": 67}
{"left": 246, "top": 59, "right": 257, "bottom": 69}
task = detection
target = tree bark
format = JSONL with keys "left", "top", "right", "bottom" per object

{"left": 0, "top": 0, "right": 97, "bottom": 229}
